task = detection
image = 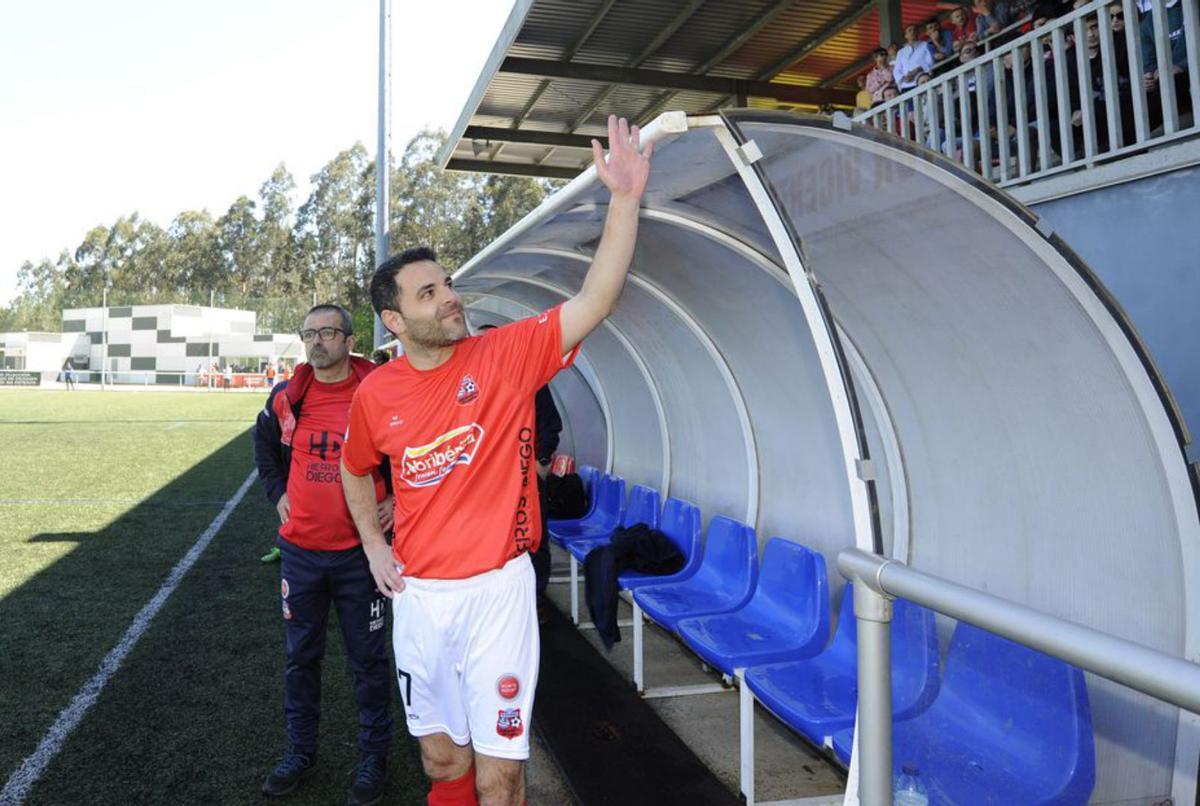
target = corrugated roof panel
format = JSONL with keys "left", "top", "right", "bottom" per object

{"left": 512, "top": 0, "right": 615, "bottom": 60}
{"left": 573, "top": 0, "right": 702, "bottom": 66}
{"left": 638, "top": 0, "right": 779, "bottom": 73}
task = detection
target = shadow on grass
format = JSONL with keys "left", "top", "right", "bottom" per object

{"left": 1, "top": 431, "right": 424, "bottom": 805}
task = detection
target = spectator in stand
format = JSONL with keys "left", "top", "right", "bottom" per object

{"left": 1069, "top": 15, "right": 1135, "bottom": 151}
{"left": 1108, "top": 3, "right": 1130, "bottom": 80}
{"left": 925, "top": 19, "right": 956, "bottom": 62}
{"left": 888, "top": 42, "right": 900, "bottom": 67}
{"left": 997, "top": 43, "right": 1062, "bottom": 157}
{"left": 895, "top": 24, "right": 936, "bottom": 90}
{"left": 855, "top": 75, "right": 874, "bottom": 111}
{"left": 866, "top": 48, "right": 894, "bottom": 102}
{"left": 975, "top": 0, "right": 1014, "bottom": 40}
{"left": 948, "top": 6, "right": 980, "bottom": 51}
{"left": 1141, "top": 0, "right": 1192, "bottom": 127}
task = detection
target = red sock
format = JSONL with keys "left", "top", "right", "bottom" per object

{"left": 428, "top": 767, "right": 477, "bottom": 806}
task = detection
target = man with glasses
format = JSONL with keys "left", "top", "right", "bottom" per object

{"left": 252, "top": 304, "right": 395, "bottom": 804}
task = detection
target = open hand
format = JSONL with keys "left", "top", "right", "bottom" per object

{"left": 592, "top": 115, "right": 653, "bottom": 201}
{"left": 365, "top": 541, "right": 405, "bottom": 598}
{"left": 275, "top": 493, "right": 290, "bottom": 524}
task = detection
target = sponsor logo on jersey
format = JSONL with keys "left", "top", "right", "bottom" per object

{"left": 399, "top": 423, "right": 485, "bottom": 488}
{"left": 496, "top": 707, "right": 524, "bottom": 739}
{"left": 497, "top": 674, "right": 520, "bottom": 700}
{"left": 456, "top": 374, "right": 479, "bottom": 405}
{"left": 281, "top": 579, "right": 290, "bottom": 599}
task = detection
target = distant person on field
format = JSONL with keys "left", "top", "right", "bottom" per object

{"left": 266, "top": 362, "right": 277, "bottom": 390}
{"left": 62, "top": 358, "right": 75, "bottom": 391}
{"left": 223, "top": 364, "right": 233, "bottom": 391}
{"left": 251, "top": 303, "right": 394, "bottom": 803}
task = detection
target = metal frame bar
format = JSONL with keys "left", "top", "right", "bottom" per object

{"left": 840, "top": 547, "right": 1200, "bottom": 806}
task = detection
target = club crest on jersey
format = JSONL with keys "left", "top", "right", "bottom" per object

{"left": 400, "top": 423, "right": 485, "bottom": 488}
{"left": 456, "top": 374, "right": 479, "bottom": 405}
{"left": 497, "top": 674, "right": 520, "bottom": 700}
{"left": 496, "top": 707, "right": 523, "bottom": 739}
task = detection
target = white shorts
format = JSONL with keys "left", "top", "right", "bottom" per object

{"left": 391, "top": 553, "right": 539, "bottom": 760}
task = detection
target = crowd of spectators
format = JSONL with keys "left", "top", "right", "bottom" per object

{"left": 850, "top": 0, "right": 1193, "bottom": 167}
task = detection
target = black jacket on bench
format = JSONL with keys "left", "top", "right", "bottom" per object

{"left": 585, "top": 524, "right": 684, "bottom": 649}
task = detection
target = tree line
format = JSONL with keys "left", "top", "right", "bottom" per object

{"left": 1, "top": 131, "right": 557, "bottom": 337}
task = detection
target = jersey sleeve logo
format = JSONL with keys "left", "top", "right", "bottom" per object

{"left": 400, "top": 423, "right": 485, "bottom": 488}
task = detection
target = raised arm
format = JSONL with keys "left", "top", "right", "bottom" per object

{"left": 559, "top": 115, "right": 654, "bottom": 354}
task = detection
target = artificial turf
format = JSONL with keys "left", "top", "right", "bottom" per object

{"left": 0, "top": 390, "right": 425, "bottom": 804}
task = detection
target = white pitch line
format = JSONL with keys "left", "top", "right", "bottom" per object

{"left": 0, "top": 470, "right": 258, "bottom": 806}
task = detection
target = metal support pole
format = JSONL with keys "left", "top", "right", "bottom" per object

{"left": 569, "top": 555, "right": 580, "bottom": 625}
{"left": 100, "top": 287, "right": 108, "bottom": 391}
{"left": 854, "top": 575, "right": 894, "bottom": 806}
{"left": 633, "top": 599, "right": 645, "bottom": 692}
{"left": 738, "top": 668, "right": 756, "bottom": 805}
{"left": 877, "top": 0, "right": 904, "bottom": 47}
{"left": 373, "top": 0, "right": 391, "bottom": 350}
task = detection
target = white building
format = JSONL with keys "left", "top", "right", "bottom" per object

{"left": 0, "top": 331, "right": 84, "bottom": 377}
{"left": 58, "top": 304, "right": 303, "bottom": 384}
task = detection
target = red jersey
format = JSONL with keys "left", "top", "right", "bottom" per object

{"left": 342, "top": 306, "right": 578, "bottom": 579}
{"left": 281, "top": 374, "right": 385, "bottom": 551}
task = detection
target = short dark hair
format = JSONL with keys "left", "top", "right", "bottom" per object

{"left": 873, "top": 47, "right": 887, "bottom": 58}
{"left": 304, "top": 303, "right": 352, "bottom": 335}
{"left": 370, "top": 246, "right": 439, "bottom": 316}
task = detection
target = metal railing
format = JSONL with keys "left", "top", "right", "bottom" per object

{"left": 0, "top": 369, "right": 283, "bottom": 390}
{"left": 838, "top": 547, "right": 1200, "bottom": 805}
{"left": 854, "top": 0, "right": 1200, "bottom": 188}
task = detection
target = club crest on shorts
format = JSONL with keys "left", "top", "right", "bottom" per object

{"left": 496, "top": 707, "right": 523, "bottom": 739}
{"left": 497, "top": 674, "right": 520, "bottom": 700}
{"left": 281, "top": 601, "right": 293, "bottom": 621}
{"left": 281, "top": 578, "right": 290, "bottom": 599}
{"left": 456, "top": 374, "right": 479, "bottom": 405}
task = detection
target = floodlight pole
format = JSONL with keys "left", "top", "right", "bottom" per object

{"left": 100, "top": 286, "right": 108, "bottom": 391}
{"left": 373, "top": 0, "right": 391, "bottom": 349}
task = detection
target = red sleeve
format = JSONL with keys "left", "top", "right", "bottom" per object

{"left": 342, "top": 385, "right": 382, "bottom": 476}
{"left": 482, "top": 305, "right": 580, "bottom": 395}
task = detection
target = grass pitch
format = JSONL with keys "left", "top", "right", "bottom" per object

{"left": 0, "top": 390, "right": 424, "bottom": 804}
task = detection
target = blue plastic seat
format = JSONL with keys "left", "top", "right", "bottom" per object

{"left": 831, "top": 621, "right": 1095, "bottom": 805}
{"left": 632, "top": 516, "right": 758, "bottom": 633}
{"left": 565, "top": 484, "right": 662, "bottom": 563}
{"left": 548, "top": 474, "right": 624, "bottom": 545}
{"left": 618, "top": 497, "right": 702, "bottom": 591}
{"left": 675, "top": 539, "right": 830, "bottom": 676}
{"left": 547, "top": 464, "right": 600, "bottom": 530}
{"left": 745, "top": 583, "right": 939, "bottom": 747}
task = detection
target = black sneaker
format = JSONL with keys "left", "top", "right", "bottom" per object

{"left": 347, "top": 752, "right": 388, "bottom": 806}
{"left": 262, "top": 749, "right": 316, "bottom": 797}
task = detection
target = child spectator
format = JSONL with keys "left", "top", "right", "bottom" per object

{"left": 855, "top": 75, "right": 874, "bottom": 110}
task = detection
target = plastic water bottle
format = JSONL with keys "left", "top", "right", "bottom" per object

{"left": 894, "top": 764, "right": 929, "bottom": 806}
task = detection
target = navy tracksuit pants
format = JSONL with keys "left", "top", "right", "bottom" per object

{"left": 278, "top": 537, "right": 393, "bottom": 755}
